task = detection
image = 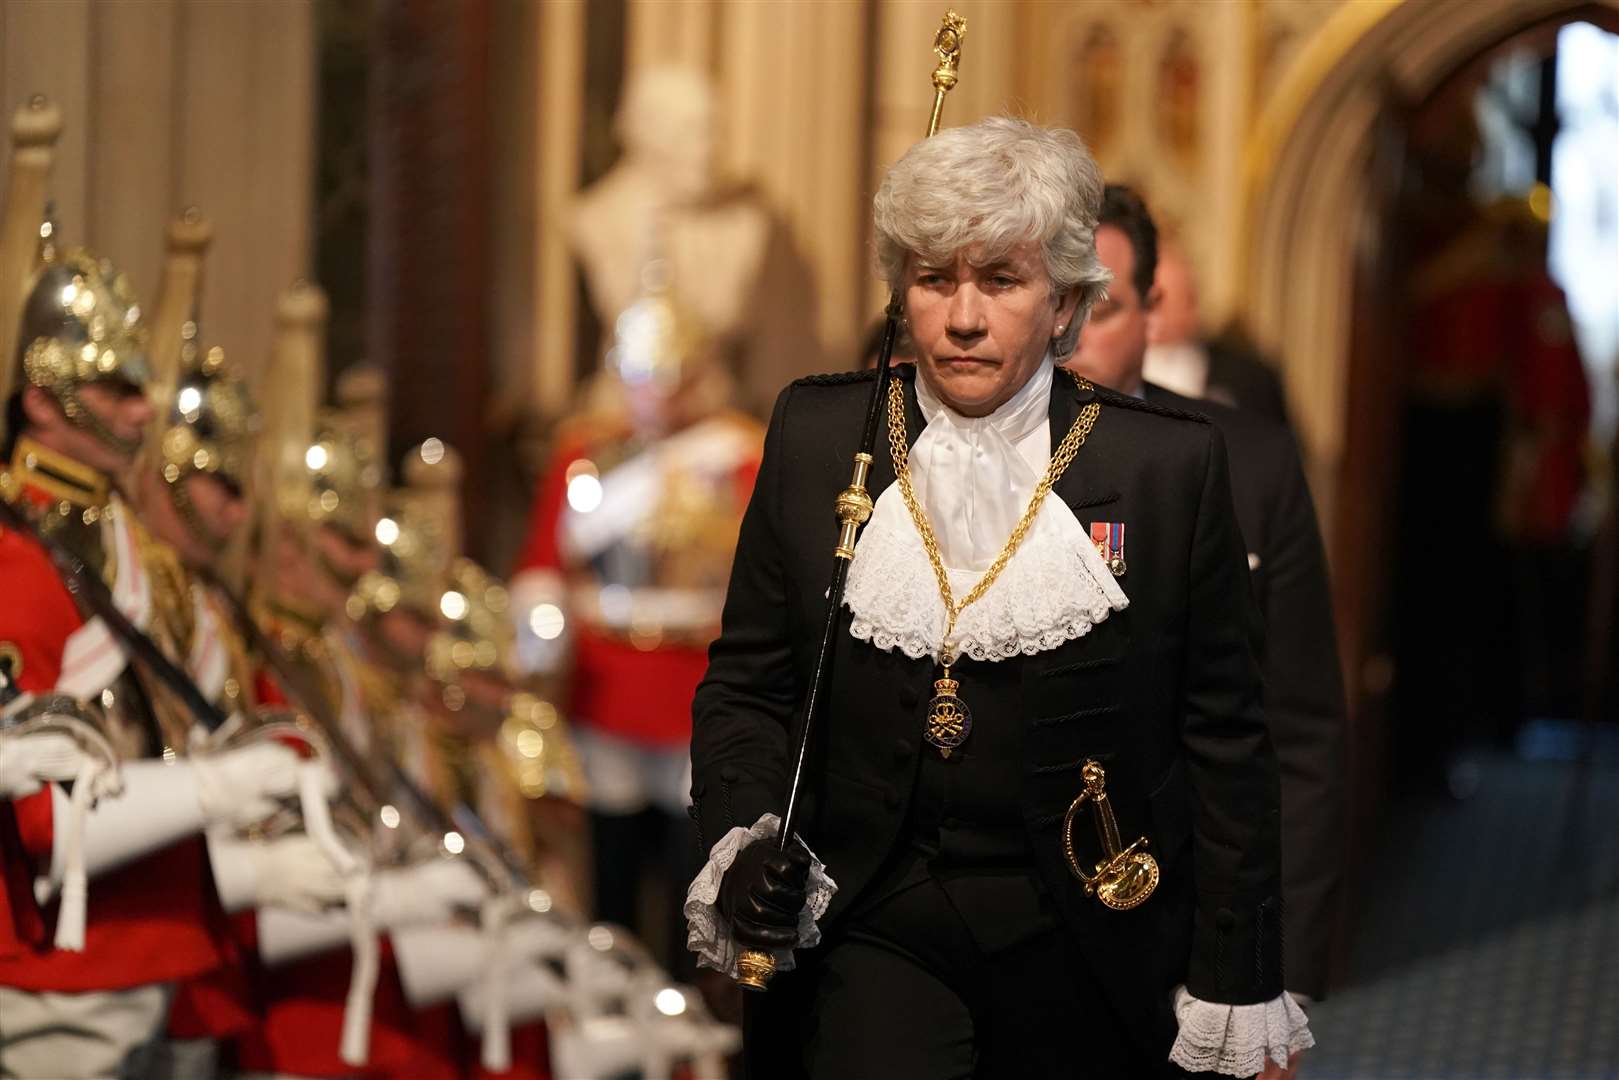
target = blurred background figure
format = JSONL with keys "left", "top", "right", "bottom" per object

{"left": 568, "top": 65, "right": 819, "bottom": 421}
{"left": 508, "top": 63, "right": 780, "bottom": 982}
{"left": 1145, "top": 239, "right": 1292, "bottom": 426}
{"left": 1394, "top": 190, "right": 1592, "bottom": 794}
{"left": 509, "top": 242, "right": 761, "bottom": 981}
{"left": 1068, "top": 182, "right": 1347, "bottom": 1013}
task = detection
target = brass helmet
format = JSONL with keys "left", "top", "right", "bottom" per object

{"left": 428, "top": 557, "right": 585, "bottom": 801}
{"left": 13, "top": 240, "right": 151, "bottom": 455}
{"left": 155, "top": 337, "right": 257, "bottom": 553}
{"left": 606, "top": 258, "right": 705, "bottom": 391}
{"left": 159, "top": 337, "right": 258, "bottom": 492}
{"left": 349, "top": 440, "right": 460, "bottom": 621}
{"left": 425, "top": 557, "right": 514, "bottom": 686}
{"left": 292, "top": 407, "right": 384, "bottom": 544}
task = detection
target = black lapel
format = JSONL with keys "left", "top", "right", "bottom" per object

{"left": 864, "top": 363, "right": 923, "bottom": 503}
{"left": 1050, "top": 368, "right": 1122, "bottom": 516}
{"left": 1030, "top": 372, "right": 1126, "bottom": 682}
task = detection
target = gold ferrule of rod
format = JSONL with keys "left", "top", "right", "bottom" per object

{"left": 736, "top": 950, "right": 775, "bottom": 991}
{"left": 832, "top": 453, "right": 875, "bottom": 560}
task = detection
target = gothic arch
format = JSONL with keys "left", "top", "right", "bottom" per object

{"left": 1241, "top": 0, "right": 1618, "bottom": 515}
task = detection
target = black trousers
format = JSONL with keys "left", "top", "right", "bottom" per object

{"left": 742, "top": 845, "right": 1210, "bottom": 1080}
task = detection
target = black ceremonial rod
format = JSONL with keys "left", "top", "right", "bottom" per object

{"left": 734, "top": 9, "right": 966, "bottom": 992}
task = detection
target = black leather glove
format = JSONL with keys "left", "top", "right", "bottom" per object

{"left": 717, "top": 838, "right": 812, "bottom": 952}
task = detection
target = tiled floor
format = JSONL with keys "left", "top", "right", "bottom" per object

{"left": 1305, "top": 744, "right": 1619, "bottom": 1079}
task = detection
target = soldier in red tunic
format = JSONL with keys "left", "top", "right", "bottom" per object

{"left": 510, "top": 272, "right": 762, "bottom": 972}
{"left": 0, "top": 240, "right": 311, "bottom": 1077}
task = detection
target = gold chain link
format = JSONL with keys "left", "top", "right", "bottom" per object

{"left": 887, "top": 368, "right": 1101, "bottom": 663}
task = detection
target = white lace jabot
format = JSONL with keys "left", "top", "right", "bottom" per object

{"left": 843, "top": 361, "right": 1127, "bottom": 663}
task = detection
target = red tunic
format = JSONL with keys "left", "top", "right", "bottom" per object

{"left": 0, "top": 800, "right": 45, "bottom": 958}
{"left": 511, "top": 415, "right": 761, "bottom": 747}
{"left": 230, "top": 933, "right": 466, "bottom": 1080}
{"left": 0, "top": 516, "right": 232, "bottom": 992}
{"left": 166, "top": 663, "right": 297, "bottom": 1042}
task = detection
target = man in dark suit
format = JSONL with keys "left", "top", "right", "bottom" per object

{"left": 1145, "top": 240, "right": 1292, "bottom": 428}
{"left": 686, "top": 120, "right": 1308, "bottom": 1078}
{"left": 1068, "top": 184, "right": 1348, "bottom": 1010}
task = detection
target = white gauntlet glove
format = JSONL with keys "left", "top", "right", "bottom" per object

{"left": 208, "top": 832, "right": 351, "bottom": 914}
{"left": 551, "top": 1016, "right": 642, "bottom": 1080}
{"left": 371, "top": 857, "right": 488, "bottom": 929}
{"left": 395, "top": 908, "right": 572, "bottom": 1011}
{"left": 0, "top": 732, "right": 88, "bottom": 798}
{"left": 194, "top": 742, "right": 326, "bottom": 830}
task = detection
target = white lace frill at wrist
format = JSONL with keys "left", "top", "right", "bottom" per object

{"left": 684, "top": 812, "right": 836, "bottom": 979}
{"left": 1168, "top": 986, "right": 1315, "bottom": 1077}
{"left": 844, "top": 486, "right": 1128, "bottom": 663}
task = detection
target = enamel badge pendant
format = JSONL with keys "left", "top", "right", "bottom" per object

{"left": 1090, "top": 521, "right": 1127, "bottom": 577}
{"left": 924, "top": 666, "right": 971, "bottom": 758}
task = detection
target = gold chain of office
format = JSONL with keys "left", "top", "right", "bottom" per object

{"left": 885, "top": 368, "right": 1102, "bottom": 755}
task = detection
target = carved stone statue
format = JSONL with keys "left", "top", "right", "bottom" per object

{"left": 570, "top": 66, "right": 818, "bottom": 410}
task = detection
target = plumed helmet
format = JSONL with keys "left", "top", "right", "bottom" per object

{"left": 348, "top": 440, "right": 460, "bottom": 621}
{"left": 425, "top": 556, "right": 515, "bottom": 685}
{"left": 14, "top": 243, "right": 151, "bottom": 454}
{"left": 159, "top": 337, "right": 258, "bottom": 492}
{"left": 292, "top": 408, "right": 384, "bottom": 542}
{"left": 605, "top": 259, "right": 706, "bottom": 391}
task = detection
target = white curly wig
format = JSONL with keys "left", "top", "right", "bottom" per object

{"left": 873, "top": 117, "right": 1111, "bottom": 358}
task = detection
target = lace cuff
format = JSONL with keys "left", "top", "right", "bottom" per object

{"left": 683, "top": 812, "right": 836, "bottom": 978}
{"left": 1168, "top": 986, "right": 1314, "bottom": 1077}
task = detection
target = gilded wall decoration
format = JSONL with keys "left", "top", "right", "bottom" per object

{"left": 1071, "top": 22, "right": 1123, "bottom": 160}
{"left": 1156, "top": 27, "right": 1202, "bottom": 170}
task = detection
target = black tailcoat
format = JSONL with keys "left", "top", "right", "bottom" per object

{"left": 1146, "top": 383, "right": 1347, "bottom": 1001}
{"left": 1204, "top": 334, "right": 1291, "bottom": 428}
{"left": 691, "top": 364, "right": 1284, "bottom": 1049}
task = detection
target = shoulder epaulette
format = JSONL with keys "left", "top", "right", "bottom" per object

{"left": 792, "top": 369, "right": 878, "bottom": 388}
{"left": 1091, "top": 384, "right": 1210, "bottom": 424}
{"left": 792, "top": 363, "right": 915, "bottom": 389}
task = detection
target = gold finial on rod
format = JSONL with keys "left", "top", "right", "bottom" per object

{"left": 926, "top": 11, "right": 967, "bottom": 138}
